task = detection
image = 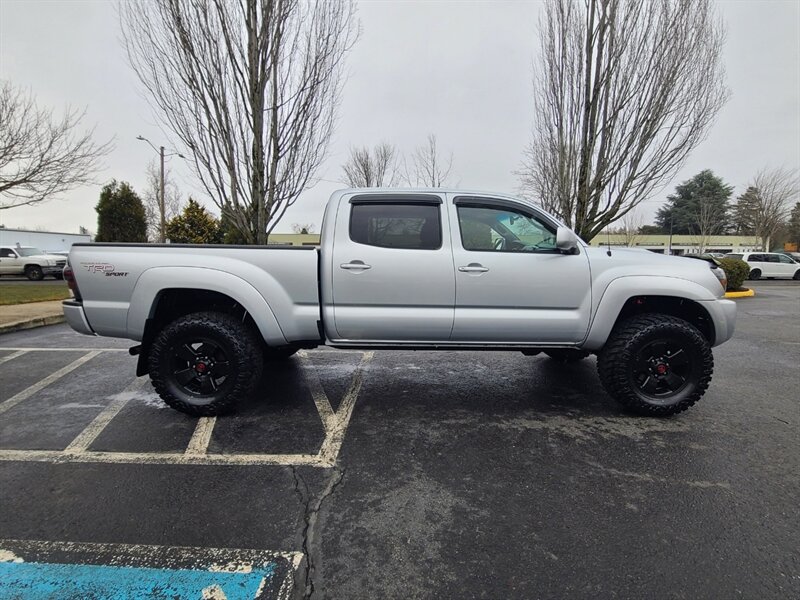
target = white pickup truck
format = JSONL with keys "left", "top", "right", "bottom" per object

{"left": 0, "top": 246, "right": 67, "bottom": 280}
{"left": 63, "top": 189, "right": 736, "bottom": 417}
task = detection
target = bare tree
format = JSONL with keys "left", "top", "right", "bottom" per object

{"left": 342, "top": 143, "right": 400, "bottom": 187}
{"left": 142, "top": 159, "right": 183, "bottom": 242}
{"left": 291, "top": 222, "right": 316, "bottom": 234}
{"left": 693, "top": 197, "right": 725, "bottom": 253}
{"left": 405, "top": 134, "right": 453, "bottom": 187}
{"left": 120, "top": 0, "right": 358, "bottom": 244}
{"left": 0, "top": 81, "right": 113, "bottom": 210}
{"left": 518, "top": 0, "right": 729, "bottom": 241}
{"left": 616, "top": 210, "right": 643, "bottom": 247}
{"left": 750, "top": 167, "right": 799, "bottom": 250}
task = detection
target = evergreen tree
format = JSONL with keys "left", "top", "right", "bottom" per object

{"left": 655, "top": 170, "right": 733, "bottom": 235}
{"left": 95, "top": 180, "right": 147, "bottom": 242}
{"left": 788, "top": 202, "right": 800, "bottom": 249}
{"left": 165, "top": 198, "right": 222, "bottom": 244}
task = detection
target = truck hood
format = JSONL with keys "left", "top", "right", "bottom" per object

{"left": 582, "top": 245, "right": 724, "bottom": 298}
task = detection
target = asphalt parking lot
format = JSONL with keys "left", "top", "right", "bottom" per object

{"left": 0, "top": 280, "right": 798, "bottom": 599}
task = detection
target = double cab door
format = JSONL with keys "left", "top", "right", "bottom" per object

{"left": 329, "top": 193, "right": 592, "bottom": 345}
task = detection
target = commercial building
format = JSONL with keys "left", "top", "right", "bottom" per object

{"left": 0, "top": 228, "right": 91, "bottom": 253}
{"left": 588, "top": 234, "right": 762, "bottom": 255}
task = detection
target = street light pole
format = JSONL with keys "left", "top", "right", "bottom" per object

{"left": 136, "top": 135, "right": 184, "bottom": 244}
{"left": 159, "top": 146, "right": 166, "bottom": 243}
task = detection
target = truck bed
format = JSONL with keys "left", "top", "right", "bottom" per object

{"left": 68, "top": 243, "right": 321, "bottom": 344}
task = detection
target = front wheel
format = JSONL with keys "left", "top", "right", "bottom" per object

{"left": 793, "top": 270, "right": 800, "bottom": 281}
{"left": 25, "top": 266, "right": 44, "bottom": 281}
{"left": 597, "top": 314, "right": 713, "bottom": 416}
{"left": 148, "top": 311, "right": 263, "bottom": 416}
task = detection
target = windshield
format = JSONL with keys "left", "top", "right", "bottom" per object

{"left": 16, "top": 248, "right": 45, "bottom": 257}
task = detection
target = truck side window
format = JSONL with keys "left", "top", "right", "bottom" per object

{"left": 0, "top": 248, "right": 16, "bottom": 258}
{"left": 349, "top": 203, "right": 441, "bottom": 250}
{"left": 457, "top": 205, "right": 557, "bottom": 253}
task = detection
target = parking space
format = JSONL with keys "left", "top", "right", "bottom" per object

{"left": 0, "top": 280, "right": 798, "bottom": 599}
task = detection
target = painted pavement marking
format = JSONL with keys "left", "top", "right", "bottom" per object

{"left": 185, "top": 417, "right": 218, "bottom": 456}
{"left": 0, "top": 350, "right": 101, "bottom": 416}
{"left": 0, "top": 349, "right": 28, "bottom": 366}
{"left": 63, "top": 377, "right": 150, "bottom": 454}
{"left": 0, "top": 538, "right": 301, "bottom": 600}
{"left": 0, "top": 350, "right": 373, "bottom": 468}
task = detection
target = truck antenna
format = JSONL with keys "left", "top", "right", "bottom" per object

{"left": 606, "top": 227, "right": 612, "bottom": 257}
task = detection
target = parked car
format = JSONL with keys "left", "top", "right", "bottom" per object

{"left": 63, "top": 188, "right": 736, "bottom": 417}
{"left": 0, "top": 246, "right": 67, "bottom": 280}
{"left": 726, "top": 252, "right": 800, "bottom": 280}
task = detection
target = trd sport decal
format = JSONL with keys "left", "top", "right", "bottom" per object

{"left": 80, "top": 263, "right": 129, "bottom": 277}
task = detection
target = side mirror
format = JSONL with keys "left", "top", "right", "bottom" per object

{"left": 556, "top": 227, "right": 580, "bottom": 255}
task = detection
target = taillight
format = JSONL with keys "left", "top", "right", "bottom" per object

{"left": 63, "top": 265, "right": 82, "bottom": 301}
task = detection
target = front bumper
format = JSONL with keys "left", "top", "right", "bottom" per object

{"left": 702, "top": 298, "right": 737, "bottom": 346}
{"left": 62, "top": 300, "right": 95, "bottom": 336}
{"left": 42, "top": 266, "right": 64, "bottom": 276}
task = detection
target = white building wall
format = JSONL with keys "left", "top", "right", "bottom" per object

{"left": 0, "top": 229, "right": 91, "bottom": 253}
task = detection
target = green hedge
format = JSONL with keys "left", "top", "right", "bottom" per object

{"left": 719, "top": 257, "right": 750, "bottom": 291}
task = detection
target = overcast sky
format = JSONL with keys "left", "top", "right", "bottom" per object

{"left": 1, "top": 0, "right": 798, "bottom": 235}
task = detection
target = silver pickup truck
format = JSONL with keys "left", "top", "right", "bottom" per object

{"left": 63, "top": 189, "right": 736, "bottom": 417}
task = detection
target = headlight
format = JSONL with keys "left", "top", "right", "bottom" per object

{"left": 711, "top": 266, "right": 727, "bottom": 292}
{"left": 47, "top": 260, "right": 56, "bottom": 266}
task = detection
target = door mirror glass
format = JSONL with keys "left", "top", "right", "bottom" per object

{"left": 556, "top": 227, "right": 579, "bottom": 254}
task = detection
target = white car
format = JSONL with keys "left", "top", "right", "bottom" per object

{"left": 0, "top": 246, "right": 67, "bottom": 280}
{"left": 727, "top": 252, "right": 800, "bottom": 281}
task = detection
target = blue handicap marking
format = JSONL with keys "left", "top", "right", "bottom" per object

{"left": 0, "top": 561, "right": 274, "bottom": 599}
{"left": 0, "top": 539, "right": 297, "bottom": 600}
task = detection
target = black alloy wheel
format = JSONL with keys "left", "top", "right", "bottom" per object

{"left": 148, "top": 311, "right": 263, "bottom": 416}
{"left": 597, "top": 314, "right": 713, "bottom": 416}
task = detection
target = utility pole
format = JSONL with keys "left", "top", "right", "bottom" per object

{"left": 159, "top": 146, "right": 166, "bottom": 243}
{"left": 136, "top": 136, "right": 184, "bottom": 244}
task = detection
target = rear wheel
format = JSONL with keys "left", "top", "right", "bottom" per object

{"left": 748, "top": 269, "right": 761, "bottom": 280}
{"left": 25, "top": 265, "right": 44, "bottom": 281}
{"left": 544, "top": 349, "right": 590, "bottom": 363}
{"left": 597, "top": 314, "right": 713, "bottom": 416}
{"left": 148, "top": 311, "right": 263, "bottom": 416}
{"left": 793, "top": 270, "right": 800, "bottom": 281}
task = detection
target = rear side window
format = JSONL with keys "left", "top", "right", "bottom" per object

{"left": 0, "top": 248, "right": 16, "bottom": 258}
{"left": 349, "top": 203, "right": 441, "bottom": 250}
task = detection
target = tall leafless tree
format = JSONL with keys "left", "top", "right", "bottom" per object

{"left": 693, "top": 196, "right": 725, "bottom": 253}
{"left": 405, "top": 134, "right": 453, "bottom": 187}
{"left": 120, "top": 0, "right": 358, "bottom": 244}
{"left": 614, "top": 209, "right": 643, "bottom": 247}
{"left": 750, "top": 167, "right": 799, "bottom": 250}
{"left": 341, "top": 142, "right": 400, "bottom": 187}
{"left": 142, "top": 159, "right": 184, "bottom": 242}
{"left": 518, "top": 0, "right": 729, "bottom": 241}
{"left": 0, "top": 81, "right": 113, "bottom": 210}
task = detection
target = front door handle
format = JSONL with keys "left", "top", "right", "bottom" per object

{"left": 340, "top": 260, "right": 372, "bottom": 271}
{"left": 458, "top": 264, "right": 489, "bottom": 273}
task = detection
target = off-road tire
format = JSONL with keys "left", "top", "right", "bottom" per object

{"left": 597, "top": 314, "right": 713, "bottom": 417}
{"left": 25, "top": 265, "right": 44, "bottom": 281}
{"left": 749, "top": 269, "right": 761, "bottom": 281}
{"left": 544, "top": 349, "right": 590, "bottom": 363}
{"left": 148, "top": 311, "right": 263, "bottom": 416}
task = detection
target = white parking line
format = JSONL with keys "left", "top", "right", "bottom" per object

{"left": 64, "top": 378, "right": 150, "bottom": 454}
{"left": 0, "top": 347, "right": 128, "bottom": 352}
{"left": 0, "top": 349, "right": 372, "bottom": 468}
{"left": 0, "top": 351, "right": 101, "bottom": 416}
{"left": 0, "top": 350, "right": 28, "bottom": 366}
{"left": 319, "top": 351, "right": 374, "bottom": 466}
{"left": 185, "top": 417, "right": 218, "bottom": 456}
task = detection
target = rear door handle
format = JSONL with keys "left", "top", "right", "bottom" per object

{"left": 340, "top": 261, "right": 372, "bottom": 271}
{"left": 458, "top": 264, "right": 489, "bottom": 273}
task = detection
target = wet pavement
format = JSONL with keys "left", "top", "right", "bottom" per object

{"left": 0, "top": 280, "right": 798, "bottom": 598}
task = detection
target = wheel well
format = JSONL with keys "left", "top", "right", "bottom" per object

{"left": 135, "top": 289, "right": 260, "bottom": 376}
{"left": 614, "top": 295, "right": 715, "bottom": 345}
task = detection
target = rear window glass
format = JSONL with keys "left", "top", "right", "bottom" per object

{"left": 726, "top": 254, "right": 742, "bottom": 260}
{"left": 350, "top": 203, "right": 441, "bottom": 250}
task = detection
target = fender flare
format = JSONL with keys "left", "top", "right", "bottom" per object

{"left": 126, "top": 266, "right": 288, "bottom": 346}
{"left": 582, "top": 275, "right": 717, "bottom": 351}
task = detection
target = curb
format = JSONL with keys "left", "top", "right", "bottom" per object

{"left": 0, "top": 314, "right": 65, "bottom": 335}
{"left": 725, "top": 289, "right": 755, "bottom": 299}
